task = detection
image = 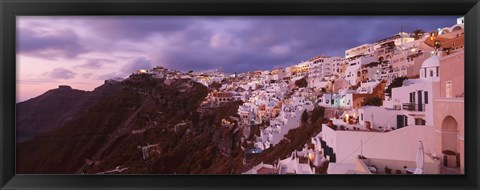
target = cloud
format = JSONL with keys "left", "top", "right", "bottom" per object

{"left": 18, "top": 28, "right": 88, "bottom": 59}
{"left": 209, "top": 33, "right": 233, "bottom": 48}
{"left": 81, "top": 73, "right": 94, "bottom": 79}
{"left": 86, "top": 16, "right": 193, "bottom": 40}
{"left": 74, "top": 58, "right": 113, "bottom": 69}
{"left": 76, "top": 59, "right": 102, "bottom": 69}
{"left": 96, "top": 72, "right": 127, "bottom": 80}
{"left": 269, "top": 44, "right": 291, "bottom": 55}
{"left": 48, "top": 68, "right": 77, "bottom": 79}
{"left": 120, "top": 57, "right": 153, "bottom": 74}
{"left": 18, "top": 16, "right": 459, "bottom": 76}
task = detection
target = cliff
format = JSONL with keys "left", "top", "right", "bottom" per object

{"left": 16, "top": 74, "right": 245, "bottom": 174}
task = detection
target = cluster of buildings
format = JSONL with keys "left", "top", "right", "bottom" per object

{"left": 243, "top": 17, "right": 464, "bottom": 175}
{"left": 127, "top": 17, "right": 464, "bottom": 175}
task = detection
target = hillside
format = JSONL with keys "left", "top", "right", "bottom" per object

{"left": 16, "top": 75, "right": 246, "bottom": 174}
{"left": 16, "top": 82, "right": 121, "bottom": 142}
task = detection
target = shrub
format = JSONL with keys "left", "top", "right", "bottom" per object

{"left": 310, "top": 106, "right": 325, "bottom": 123}
{"left": 363, "top": 96, "right": 383, "bottom": 106}
{"left": 301, "top": 110, "right": 309, "bottom": 123}
{"left": 385, "top": 76, "right": 408, "bottom": 97}
{"left": 295, "top": 78, "right": 308, "bottom": 88}
{"left": 331, "top": 125, "right": 338, "bottom": 130}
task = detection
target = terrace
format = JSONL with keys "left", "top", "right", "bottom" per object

{"left": 354, "top": 155, "right": 440, "bottom": 174}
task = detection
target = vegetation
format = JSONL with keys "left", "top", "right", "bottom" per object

{"left": 385, "top": 76, "right": 408, "bottom": 97}
{"left": 363, "top": 96, "right": 383, "bottom": 106}
{"left": 209, "top": 81, "right": 222, "bottom": 90}
{"left": 301, "top": 110, "right": 309, "bottom": 123}
{"left": 330, "top": 125, "right": 338, "bottom": 130}
{"left": 295, "top": 78, "right": 308, "bottom": 88}
{"left": 310, "top": 106, "right": 325, "bottom": 124}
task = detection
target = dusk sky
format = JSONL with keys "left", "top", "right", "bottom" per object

{"left": 17, "top": 16, "right": 458, "bottom": 102}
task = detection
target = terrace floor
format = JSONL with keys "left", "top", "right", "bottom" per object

{"left": 440, "top": 166, "right": 461, "bottom": 174}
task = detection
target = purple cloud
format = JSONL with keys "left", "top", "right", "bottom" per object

{"left": 18, "top": 16, "right": 459, "bottom": 75}
{"left": 146, "top": 16, "right": 458, "bottom": 73}
{"left": 121, "top": 57, "right": 153, "bottom": 74}
{"left": 86, "top": 16, "right": 193, "bottom": 40}
{"left": 18, "top": 28, "right": 88, "bottom": 59}
{"left": 49, "top": 68, "right": 77, "bottom": 79}
{"left": 81, "top": 73, "right": 94, "bottom": 79}
{"left": 96, "top": 72, "right": 127, "bottom": 80}
{"left": 75, "top": 59, "right": 110, "bottom": 69}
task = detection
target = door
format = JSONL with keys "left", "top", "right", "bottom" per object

{"left": 397, "top": 115, "right": 405, "bottom": 129}
{"left": 418, "top": 90, "right": 423, "bottom": 111}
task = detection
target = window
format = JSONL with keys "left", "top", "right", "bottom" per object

{"left": 424, "top": 91, "right": 428, "bottom": 104}
{"left": 411, "top": 92, "right": 416, "bottom": 103}
{"left": 430, "top": 70, "right": 434, "bottom": 77}
{"left": 415, "top": 118, "right": 426, "bottom": 126}
{"left": 361, "top": 113, "right": 363, "bottom": 121}
{"left": 446, "top": 81, "right": 452, "bottom": 98}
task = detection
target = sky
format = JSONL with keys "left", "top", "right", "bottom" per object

{"left": 16, "top": 16, "right": 459, "bottom": 102}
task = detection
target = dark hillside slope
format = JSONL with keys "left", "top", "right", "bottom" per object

{"left": 17, "top": 75, "right": 245, "bottom": 174}
{"left": 16, "top": 82, "right": 121, "bottom": 142}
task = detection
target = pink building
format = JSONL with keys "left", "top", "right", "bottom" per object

{"left": 433, "top": 50, "right": 464, "bottom": 174}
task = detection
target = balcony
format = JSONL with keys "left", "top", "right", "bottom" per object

{"left": 402, "top": 103, "right": 425, "bottom": 112}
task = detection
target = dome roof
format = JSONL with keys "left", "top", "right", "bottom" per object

{"left": 421, "top": 55, "right": 440, "bottom": 68}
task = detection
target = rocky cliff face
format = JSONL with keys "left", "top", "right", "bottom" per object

{"left": 16, "top": 74, "right": 245, "bottom": 174}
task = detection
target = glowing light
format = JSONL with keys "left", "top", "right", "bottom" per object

{"left": 308, "top": 152, "right": 315, "bottom": 161}
{"left": 137, "top": 69, "right": 148, "bottom": 74}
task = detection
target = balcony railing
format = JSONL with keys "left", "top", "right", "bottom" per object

{"left": 402, "top": 103, "right": 425, "bottom": 112}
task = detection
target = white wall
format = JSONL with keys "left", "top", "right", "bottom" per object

{"left": 391, "top": 79, "right": 440, "bottom": 126}
{"left": 322, "top": 125, "right": 437, "bottom": 166}
{"left": 358, "top": 106, "right": 399, "bottom": 130}
{"left": 271, "top": 104, "right": 313, "bottom": 145}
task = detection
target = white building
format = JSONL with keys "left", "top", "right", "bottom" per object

{"left": 345, "top": 44, "right": 375, "bottom": 59}
{"left": 385, "top": 55, "right": 441, "bottom": 128}
{"left": 255, "top": 101, "right": 313, "bottom": 150}
{"left": 321, "top": 123, "right": 441, "bottom": 174}
{"left": 344, "top": 56, "right": 376, "bottom": 85}
{"left": 357, "top": 106, "right": 399, "bottom": 131}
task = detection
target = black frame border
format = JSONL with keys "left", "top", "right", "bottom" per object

{"left": 1, "top": 0, "right": 479, "bottom": 190}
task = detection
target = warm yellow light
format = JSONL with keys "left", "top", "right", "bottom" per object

{"left": 308, "top": 152, "right": 315, "bottom": 161}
